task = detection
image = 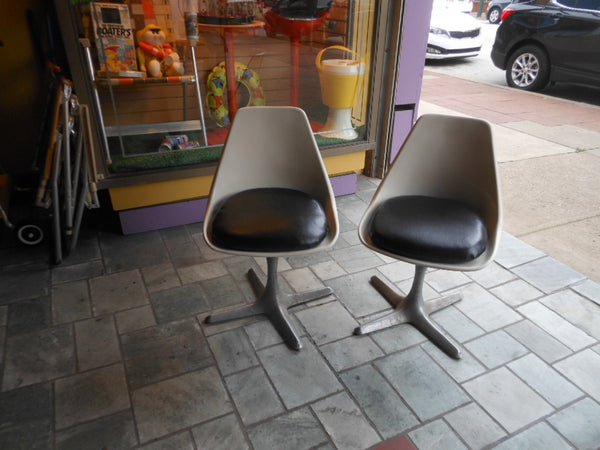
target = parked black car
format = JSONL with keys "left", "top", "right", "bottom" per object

{"left": 491, "top": 0, "right": 600, "bottom": 91}
{"left": 486, "top": 0, "right": 531, "bottom": 24}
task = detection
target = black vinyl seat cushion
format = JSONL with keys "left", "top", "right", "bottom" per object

{"left": 369, "top": 195, "right": 488, "bottom": 264}
{"left": 211, "top": 188, "right": 328, "bottom": 252}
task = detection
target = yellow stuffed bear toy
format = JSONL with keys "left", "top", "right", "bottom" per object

{"left": 136, "top": 24, "right": 184, "bottom": 77}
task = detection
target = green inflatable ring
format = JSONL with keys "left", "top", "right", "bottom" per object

{"left": 206, "top": 61, "right": 266, "bottom": 127}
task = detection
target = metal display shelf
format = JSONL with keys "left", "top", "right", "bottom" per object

{"left": 104, "top": 120, "right": 204, "bottom": 137}
{"left": 80, "top": 39, "right": 209, "bottom": 164}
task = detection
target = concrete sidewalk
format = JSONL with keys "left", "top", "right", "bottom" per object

{"left": 419, "top": 70, "right": 600, "bottom": 282}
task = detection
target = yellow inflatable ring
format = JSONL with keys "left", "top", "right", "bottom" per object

{"left": 206, "top": 61, "right": 266, "bottom": 127}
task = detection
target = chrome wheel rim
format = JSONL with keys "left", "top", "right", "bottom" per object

{"left": 511, "top": 52, "right": 540, "bottom": 88}
{"left": 489, "top": 9, "right": 500, "bottom": 22}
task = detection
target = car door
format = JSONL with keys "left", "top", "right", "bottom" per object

{"left": 541, "top": 0, "right": 600, "bottom": 83}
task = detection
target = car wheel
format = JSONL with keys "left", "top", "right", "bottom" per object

{"left": 488, "top": 7, "right": 501, "bottom": 24}
{"left": 505, "top": 45, "right": 550, "bottom": 91}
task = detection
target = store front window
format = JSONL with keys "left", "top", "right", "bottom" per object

{"left": 69, "top": 0, "right": 381, "bottom": 175}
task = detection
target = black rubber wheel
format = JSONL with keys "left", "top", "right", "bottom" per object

{"left": 505, "top": 45, "right": 550, "bottom": 91}
{"left": 488, "top": 6, "right": 502, "bottom": 24}
{"left": 16, "top": 222, "right": 45, "bottom": 246}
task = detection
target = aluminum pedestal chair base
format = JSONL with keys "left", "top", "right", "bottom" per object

{"left": 205, "top": 257, "right": 333, "bottom": 351}
{"left": 353, "top": 265, "right": 463, "bottom": 359}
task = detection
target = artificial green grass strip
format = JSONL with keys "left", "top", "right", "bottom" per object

{"left": 110, "top": 146, "right": 223, "bottom": 172}
{"left": 108, "top": 125, "right": 365, "bottom": 173}
{"left": 107, "top": 130, "right": 222, "bottom": 172}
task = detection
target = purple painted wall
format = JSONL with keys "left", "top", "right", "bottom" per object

{"left": 390, "top": 0, "right": 434, "bottom": 163}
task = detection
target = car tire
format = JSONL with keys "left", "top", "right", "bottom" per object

{"left": 505, "top": 45, "right": 550, "bottom": 91}
{"left": 488, "top": 6, "right": 502, "bottom": 24}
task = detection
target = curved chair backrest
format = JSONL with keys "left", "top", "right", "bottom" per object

{"left": 359, "top": 114, "right": 502, "bottom": 271}
{"left": 204, "top": 106, "right": 339, "bottom": 256}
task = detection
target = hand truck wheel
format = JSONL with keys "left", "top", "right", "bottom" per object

{"left": 16, "top": 221, "right": 46, "bottom": 246}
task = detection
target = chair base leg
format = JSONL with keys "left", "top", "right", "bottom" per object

{"left": 205, "top": 257, "right": 333, "bottom": 351}
{"left": 353, "top": 266, "right": 463, "bottom": 359}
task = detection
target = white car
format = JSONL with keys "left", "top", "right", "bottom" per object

{"left": 427, "top": 7, "right": 483, "bottom": 60}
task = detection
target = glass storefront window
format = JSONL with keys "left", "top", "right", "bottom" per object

{"left": 73, "top": 0, "right": 379, "bottom": 174}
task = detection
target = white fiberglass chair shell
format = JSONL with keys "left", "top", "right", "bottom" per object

{"left": 203, "top": 106, "right": 339, "bottom": 350}
{"left": 356, "top": 114, "right": 502, "bottom": 359}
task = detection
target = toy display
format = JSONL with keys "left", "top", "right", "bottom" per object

{"left": 136, "top": 24, "right": 184, "bottom": 78}
{"left": 57, "top": 0, "right": 372, "bottom": 180}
